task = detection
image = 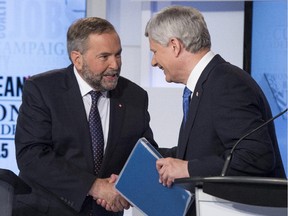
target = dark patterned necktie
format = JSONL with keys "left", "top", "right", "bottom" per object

{"left": 89, "top": 91, "right": 104, "bottom": 175}
{"left": 183, "top": 87, "right": 192, "bottom": 124}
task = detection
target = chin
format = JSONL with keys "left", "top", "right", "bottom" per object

{"left": 103, "top": 81, "right": 118, "bottom": 91}
{"left": 165, "top": 77, "right": 172, "bottom": 83}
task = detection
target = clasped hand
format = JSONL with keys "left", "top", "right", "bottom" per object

{"left": 89, "top": 174, "right": 130, "bottom": 212}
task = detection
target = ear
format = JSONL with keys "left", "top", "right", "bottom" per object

{"left": 70, "top": 51, "right": 83, "bottom": 71}
{"left": 169, "top": 38, "right": 182, "bottom": 57}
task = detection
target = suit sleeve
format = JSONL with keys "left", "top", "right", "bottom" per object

{"left": 210, "top": 68, "right": 276, "bottom": 176}
{"left": 15, "top": 79, "right": 95, "bottom": 212}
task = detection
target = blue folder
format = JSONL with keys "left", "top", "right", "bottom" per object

{"left": 115, "top": 137, "right": 192, "bottom": 216}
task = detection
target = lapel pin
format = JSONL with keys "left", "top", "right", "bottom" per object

{"left": 119, "top": 104, "right": 122, "bottom": 108}
{"left": 196, "top": 92, "right": 199, "bottom": 97}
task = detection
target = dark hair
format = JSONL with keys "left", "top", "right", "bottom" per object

{"left": 67, "top": 17, "right": 116, "bottom": 60}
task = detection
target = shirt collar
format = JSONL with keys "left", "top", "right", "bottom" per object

{"left": 186, "top": 51, "right": 215, "bottom": 92}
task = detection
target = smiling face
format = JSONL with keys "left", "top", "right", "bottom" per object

{"left": 72, "top": 32, "right": 122, "bottom": 91}
{"left": 149, "top": 38, "right": 180, "bottom": 83}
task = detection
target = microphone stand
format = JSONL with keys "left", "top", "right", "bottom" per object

{"left": 221, "top": 108, "right": 288, "bottom": 176}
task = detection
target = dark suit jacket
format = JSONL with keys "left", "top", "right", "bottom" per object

{"left": 161, "top": 55, "right": 286, "bottom": 215}
{"left": 14, "top": 65, "right": 157, "bottom": 216}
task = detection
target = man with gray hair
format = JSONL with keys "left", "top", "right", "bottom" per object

{"left": 145, "top": 5, "right": 285, "bottom": 215}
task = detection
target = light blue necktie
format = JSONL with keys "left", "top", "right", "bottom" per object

{"left": 183, "top": 87, "right": 192, "bottom": 124}
{"left": 89, "top": 91, "right": 104, "bottom": 175}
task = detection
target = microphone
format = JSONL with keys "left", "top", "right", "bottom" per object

{"left": 221, "top": 108, "right": 288, "bottom": 177}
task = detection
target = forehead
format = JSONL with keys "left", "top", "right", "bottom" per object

{"left": 88, "top": 32, "right": 120, "bottom": 43}
{"left": 149, "top": 38, "right": 162, "bottom": 50}
{"left": 87, "top": 32, "right": 121, "bottom": 51}
{"left": 149, "top": 38, "right": 169, "bottom": 55}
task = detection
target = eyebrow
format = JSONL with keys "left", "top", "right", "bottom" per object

{"left": 116, "top": 48, "right": 122, "bottom": 55}
{"left": 99, "top": 48, "right": 122, "bottom": 56}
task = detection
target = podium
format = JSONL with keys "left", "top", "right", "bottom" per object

{"left": 0, "top": 169, "right": 31, "bottom": 216}
{"left": 175, "top": 176, "right": 287, "bottom": 216}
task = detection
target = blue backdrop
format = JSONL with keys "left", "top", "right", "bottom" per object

{"left": 251, "top": 0, "right": 287, "bottom": 174}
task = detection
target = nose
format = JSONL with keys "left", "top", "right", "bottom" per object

{"left": 151, "top": 55, "right": 157, "bottom": 67}
{"left": 109, "top": 56, "right": 121, "bottom": 69}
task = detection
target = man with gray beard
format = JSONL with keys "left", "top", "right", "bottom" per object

{"left": 14, "top": 17, "right": 158, "bottom": 216}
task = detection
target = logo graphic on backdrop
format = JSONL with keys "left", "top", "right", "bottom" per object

{"left": 265, "top": 73, "right": 287, "bottom": 119}
{"left": 0, "top": 0, "right": 85, "bottom": 173}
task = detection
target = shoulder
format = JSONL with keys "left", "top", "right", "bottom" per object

{"left": 23, "top": 65, "right": 75, "bottom": 95}
{"left": 28, "top": 65, "right": 73, "bottom": 83}
{"left": 25, "top": 65, "right": 74, "bottom": 87}
{"left": 204, "top": 56, "right": 265, "bottom": 102}
{"left": 206, "top": 55, "right": 257, "bottom": 87}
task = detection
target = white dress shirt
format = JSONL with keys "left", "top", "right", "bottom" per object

{"left": 74, "top": 67, "right": 110, "bottom": 151}
{"left": 186, "top": 51, "right": 215, "bottom": 95}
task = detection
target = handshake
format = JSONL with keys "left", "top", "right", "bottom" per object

{"left": 87, "top": 156, "right": 189, "bottom": 213}
{"left": 88, "top": 174, "right": 130, "bottom": 212}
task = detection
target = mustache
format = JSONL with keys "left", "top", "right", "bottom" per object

{"left": 103, "top": 70, "right": 120, "bottom": 77}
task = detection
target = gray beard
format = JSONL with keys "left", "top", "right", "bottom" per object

{"left": 82, "top": 64, "right": 120, "bottom": 91}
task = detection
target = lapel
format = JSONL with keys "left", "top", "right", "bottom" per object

{"left": 178, "top": 55, "right": 226, "bottom": 159}
{"left": 100, "top": 79, "right": 126, "bottom": 168}
{"left": 57, "top": 65, "right": 94, "bottom": 172}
